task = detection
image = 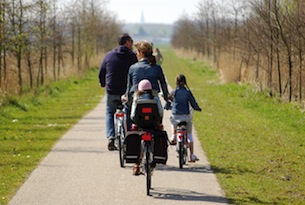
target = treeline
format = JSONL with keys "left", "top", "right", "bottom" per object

{"left": 0, "top": 0, "right": 121, "bottom": 95}
{"left": 172, "top": 0, "right": 305, "bottom": 103}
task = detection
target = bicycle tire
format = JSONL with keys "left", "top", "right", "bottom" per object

{"left": 183, "top": 144, "right": 188, "bottom": 165}
{"left": 118, "top": 126, "right": 125, "bottom": 167}
{"left": 179, "top": 142, "right": 184, "bottom": 169}
{"left": 121, "top": 127, "right": 126, "bottom": 167}
{"left": 145, "top": 146, "right": 151, "bottom": 195}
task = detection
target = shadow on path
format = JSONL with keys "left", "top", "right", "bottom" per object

{"left": 151, "top": 187, "right": 229, "bottom": 204}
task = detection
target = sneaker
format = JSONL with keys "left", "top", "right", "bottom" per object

{"left": 169, "top": 136, "right": 176, "bottom": 145}
{"left": 189, "top": 154, "right": 199, "bottom": 162}
{"left": 170, "top": 140, "right": 177, "bottom": 145}
{"left": 151, "top": 161, "right": 156, "bottom": 168}
{"left": 131, "top": 124, "right": 138, "bottom": 131}
{"left": 108, "top": 139, "right": 117, "bottom": 151}
{"left": 133, "top": 164, "right": 141, "bottom": 176}
{"left": 156, "top": 124, "right": 164, "bottom": 130}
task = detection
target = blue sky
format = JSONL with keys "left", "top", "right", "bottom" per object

{"left": 107, "top": 0, "right": 202, "bottom": 24}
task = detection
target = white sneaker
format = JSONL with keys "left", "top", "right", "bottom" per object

{"left": 170, "top": 136, "right": 176, "bottom": 145}
{"left": 190, "top": 154, "right": 199, "bottom": 162}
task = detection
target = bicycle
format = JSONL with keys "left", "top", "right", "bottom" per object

{"left": 176, "top": 121, "right": 188, "bottom": 169}
{"left": 130, "top": 99, "right": 168, "bottom": 196}
{"left": 114, "top": 100, "right": 126, "bottom": 168}
{"left": 166, "top": 102, "right": 193, "bottom": 169}
{"left": 140, "top": 130, "right": 154, "bottom": 195}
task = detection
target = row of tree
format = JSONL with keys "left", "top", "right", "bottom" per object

{"left": 172, "top": 0, "right": 305, "bottom": 103}
{"left": 0, "top": 0, "right": 121, "bottom": 94}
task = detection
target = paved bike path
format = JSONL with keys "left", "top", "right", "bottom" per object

{"left": 9, "top": 95, "right": 229, "bottom": 205}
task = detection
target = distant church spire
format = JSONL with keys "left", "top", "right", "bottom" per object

{"left": 140, "top": 10, "right": 145, "bottom": 23}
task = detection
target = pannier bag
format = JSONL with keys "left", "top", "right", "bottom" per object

{"left": 125, "top": 132, "right": 141, "bottom": 163}
{"left": 153, "top": 130, "right": 168, "bottom": 164}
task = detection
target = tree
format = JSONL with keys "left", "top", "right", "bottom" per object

{"left": 7, "top": 0, "right": 30, "bottom": 94}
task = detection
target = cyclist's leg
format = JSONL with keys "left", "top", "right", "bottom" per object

{"left": 106, "top": 94, "right": 120, "bottom": 149}
{"left": 169, "top": 115, "right": 178, "bottom": 144}
{"left": 133, "top": 153, "right": 141, "bottom": 175}
{"left": 186, "top": 120, "right": 199, "bottom": 161}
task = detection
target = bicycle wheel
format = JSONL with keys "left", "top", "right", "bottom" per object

{"left": 178, "top": 142, "right": 184, "bottom": 169}
{"left": 145, "top": 146, "right": 151, "bottom": 195}
{"left": 183, "top": 144, "right": 188, "bottom": 165}
{"left": 120, "top": 127, "right": 126, "bottom": 167}
{"left": 119, "top": 126, "right": 126, "bottom": 167}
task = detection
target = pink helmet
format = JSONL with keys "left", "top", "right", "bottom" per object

{"left": 138, "top": 79, "right": 152, "bottom": 91}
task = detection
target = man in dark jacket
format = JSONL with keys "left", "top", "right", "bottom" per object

{"left": 98, "top": 33, "right": 137, "bottom": 151}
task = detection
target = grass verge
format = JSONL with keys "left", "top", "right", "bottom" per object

{"left": 2, "top": 47, "right": 305, "bottom": 205}
{"left": 0, "top": 68, "right": 104, "bottom": 205}
{"left": 162, "top": 47, "right": 305, "bottom": 204}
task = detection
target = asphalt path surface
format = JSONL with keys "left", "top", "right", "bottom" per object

{"left": 9, "top": 95, "right": 229, "bottom": 205}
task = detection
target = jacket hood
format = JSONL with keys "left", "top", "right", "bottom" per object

{"left": 114, "top": 45, "right": 135, "bottom": 59}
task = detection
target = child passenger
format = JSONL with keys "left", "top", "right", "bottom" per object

{"left": 130, "top": 79, "right": 163, "bottom": 175}
{"left": 130, "top": 79, "right": 163, "bottom": 123}
{"left": 168, "top": 74, "right": 202, "bottom": 162}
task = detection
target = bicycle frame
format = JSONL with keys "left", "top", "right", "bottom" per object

{"left": 115, "top": 103, "right": 126, "bottom": 168}
{"left": 130, "top": 100, "right": 164, "bottom": 196}
{"left": 176, "top": 122, "right": 188, "bottom": 169}
{"left": 141, "top": 131, "right": 154, "bottom": 196}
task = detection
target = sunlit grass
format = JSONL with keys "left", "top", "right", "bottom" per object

{"left": 0, "top": 68, "right": 104, "bottom": 205}
{"left": 1, "top": 47, "right": 305, "bottom": 205}
{"left": 162, "top": 48, "right": 305, "bottom": 204}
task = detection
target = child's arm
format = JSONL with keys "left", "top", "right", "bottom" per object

{"left": 164, "top": 90, "right": 174, "bottom": 110}
{"left": 189, "top": 92, "right": 202, "bottom": 112}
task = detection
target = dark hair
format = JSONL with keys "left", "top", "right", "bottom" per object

{"left": 176, "top": 74, "right": 187, "bottom": 86}
{"left": 118, "top": 33, "right": 132, "bottom": 45}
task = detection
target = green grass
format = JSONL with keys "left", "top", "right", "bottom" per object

{"left": 0, "top": 68, "right": 104, "bottom": 205}
{"left": 2, "top": 47, "right": 305, "bottom": 205}
{"left": 161, "top": 48, "right": 305, "bottom": 204}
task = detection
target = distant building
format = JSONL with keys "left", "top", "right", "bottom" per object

{"left": 123, "top": 23, "right": 172, "bottom": 45}
{"left": 141, "top": 10, "right": 145, "bottom": 23}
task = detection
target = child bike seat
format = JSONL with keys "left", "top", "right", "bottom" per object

{"left": 132, "top": 99, "right": 161, "bottom": 129}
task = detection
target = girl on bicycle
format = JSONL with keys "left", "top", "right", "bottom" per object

{"left": 168, "top": 74, "right": 202, "bottom": 162}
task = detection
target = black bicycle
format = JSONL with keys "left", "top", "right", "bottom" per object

{"left": 140, "top": 131, "right": 154, "bottom": 195}
{"left": 130, "top": 99, "right": 168, "bottom": 196}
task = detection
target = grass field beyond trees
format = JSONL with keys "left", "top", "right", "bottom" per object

{"left": 1, "top": 47, "right": 305, "bottom": 205}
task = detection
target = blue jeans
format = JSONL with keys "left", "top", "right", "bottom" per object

{"left": 106, "top": 94, "right": 121, "bottom": 140}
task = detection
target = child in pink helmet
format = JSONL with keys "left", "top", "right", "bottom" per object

{"left": 130, "top": 79, "right": 163, "bottom": 122}
{"left": 130, "top": 79, "right": 163, "bottom": 175}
